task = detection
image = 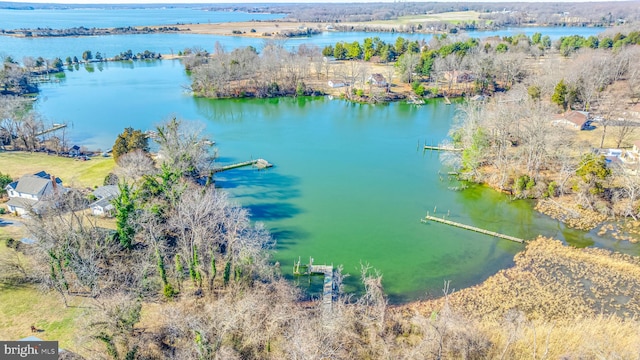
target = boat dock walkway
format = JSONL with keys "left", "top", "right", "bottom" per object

{"left": 294, "top": 257, "right": 335, "bottom": 312}
{"left": 310, "top": 264, "right": 334, "bottom": 311}
{"left": 213, "top": 158, "right": 272, "bottom": 173}
{"left": 36, "top": 123, "right": 67, "bottom": 137}
{"left": 422, "top": 215, "right": 524, "bottom": 243}
{"left": 424, "top": 145, "right": 463, "bottom": 152}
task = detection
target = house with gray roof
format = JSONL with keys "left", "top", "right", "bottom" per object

{"left": 4, "top": 171, "right": 65, "bottom": 215}
{"left": 89, "top": 185, "right": 120, "bottom": 216}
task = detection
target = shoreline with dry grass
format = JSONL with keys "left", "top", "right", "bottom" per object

{"left": 399, "top": 236, "right": 640, "bottom": 358}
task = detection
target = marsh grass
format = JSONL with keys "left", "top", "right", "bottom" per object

{"left": 409, "top": 237, "right": 640, "bottom": 357}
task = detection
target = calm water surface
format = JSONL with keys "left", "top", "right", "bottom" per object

{"left": 0, "top": 8, "right": 618, "bottom": 302}
{"left": 0, "top": 26, "right": 604, "bottom": 61}
{"left": 35, "top": 61, "right": 639, "bottom": 303}
{"left": 0, "top": 8, "right": 284, "bottom": 29}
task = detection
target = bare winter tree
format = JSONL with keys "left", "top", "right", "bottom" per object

{"left": 0, "top": 95, "right": 31, "bottom": 148}
{"left": 25, "top": 191, "right": 130, "bottom": 303}
{"left": 155, "top": 117, "right": 215, "bottom": 179}
{"left": 115, "top": 149, "right": 157, "bottom": 182}
{"left": 613, "top": 162, "right": 640, "bottom": 219}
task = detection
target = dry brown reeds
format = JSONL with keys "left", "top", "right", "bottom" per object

{"left": 405, "top": 237, "right": 640, "bottom": 358}
{"left": 535, "top": 198, "right": 609, "bottom": 231}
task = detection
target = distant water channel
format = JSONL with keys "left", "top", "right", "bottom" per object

{"left": 0, "top": 6, "right": 605, "bottom": 61}
{"left": 35, "top": 60, "right": 639, "bottom": 303}
{"left": 0, "top": 7, "right": 285, "bottom": 29}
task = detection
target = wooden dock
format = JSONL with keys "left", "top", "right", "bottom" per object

{"left": 294, "top": 257, "right": 335, "bottom": 312}
{"left": 424, "top": 145, "right": 462, "bottom": 152}
{"left": 444, "top": 96, "right": 452, "bottom": 105}
{"left": 213, "top": 158, "right": 272, "bottom": 173}
{"left": 422, "top": 215, "right": 524, "bottom": 243}
{"left": 310, "top": 264, "right": 334, "bottom": 311}
{"left": 35, "top": 123, "right": 67, "bottom": 137}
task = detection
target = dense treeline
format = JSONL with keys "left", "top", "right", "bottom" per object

{"left": 0, "top": 56, "right": 38, "bottom": 96}
{"left": 185, "top": 27, "right": 640, "bottom": 102}
{"left": 0, "top": 26, "right": 182, "bottom": 37}
{"left": 188, "top": 42, "right": 322, "bottom": 98}
{"left": 450, "top": 39, "right": 640, "bottom": 220}
{"left": 220, "top": 2, "right": 640, "bottom": 27}
{"left": 558, "top": 30, "right": 640, "bottom": 55}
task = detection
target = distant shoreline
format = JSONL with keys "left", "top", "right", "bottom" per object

{"left": 0, "top": 20, "right": 609, "bottom": 40}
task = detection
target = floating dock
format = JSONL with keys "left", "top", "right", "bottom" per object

{"left": 422, "top": 215, "right": 524, "bottom": 243}
{"left": 213, "top": 158, "right": 272, "bottom": 173}
{"left": 444, "top": 96, "right": 452, "bottom": 105}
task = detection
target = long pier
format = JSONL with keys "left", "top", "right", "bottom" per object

{"left": 424, "top": 145, "right": 463, "bottom": 152}
{"left": 422, "top": 215, "right": 524, "bottom": 243}
{"left": 213, "top": 158, "right": 272, "bottom": 173}
{"left": 35, "top": 124, "right": 67, "bottom": 137}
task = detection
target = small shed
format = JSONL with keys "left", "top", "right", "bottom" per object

{"left": 327, "top": 79, "right": 346, "bottom": 88}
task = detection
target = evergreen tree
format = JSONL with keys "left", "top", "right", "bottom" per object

{"left": 112, "top": 127, "right": 149, "bottom": 161}
{"left": 552, "top": 79, "right": 568, "bottom": 110}
{"left": 113, "top": 182, "right": 135, "bottom": 249}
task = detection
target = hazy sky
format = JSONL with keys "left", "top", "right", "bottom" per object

{"left": 1, "top": 0, "right": 626, "bottom": 3}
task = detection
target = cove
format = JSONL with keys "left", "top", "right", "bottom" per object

{"left": 35, "top": 61, "right": 639, "bottom": 303}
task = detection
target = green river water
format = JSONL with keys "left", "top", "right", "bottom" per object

{"left": 36, "top": 61, "right": 639, "bottom": 303}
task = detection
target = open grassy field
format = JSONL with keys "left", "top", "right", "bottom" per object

{"left": 392, "top": 11, "right": 482, "bottom": 25}
{"left": 0, "top": 151, "right": 115, "bottom": 189}
{"left": 171, "top": 10, "right": 483, "bottom": 37}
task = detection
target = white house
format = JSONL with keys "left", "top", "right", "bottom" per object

{"left": 327, "top": 79, "right": 346, "bottom": 88}
{"left": 89, "top": 185, "right": 120, "bottom": 216}
{"left": 69, "top": 145, "right": 81, "bottom": 157}
{"left": 367, "top": 73, "right": 388, "bottom": 87}
{"left": 4, "top": 171, "right": 65, "bottom": 215}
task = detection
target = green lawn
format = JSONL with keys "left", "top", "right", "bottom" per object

{"left": 0, "top": 151, "right": 115, "bottom": 189}
{"left": 0, "top": 239, "right": 86, "bottom": 351}
{"left": 0, "top": 282, "right": 86, "bottom": 351}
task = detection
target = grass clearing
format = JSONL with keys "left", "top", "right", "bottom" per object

{"left": 0, "top": 282, "right": 87, "bottom": 351}
{"left": 1, "top": 217, "right": 92, "bottom": 355}
{"left": 0, "top": 215, "right": 27, "bottom": 242}
{"left": 397, "top": 11, "right": 482, "bottom": 24}
{"left": 0, "top": 239, "right": 87, "bottom": 352}
{"left": 0, "top": 151, "right": 115, "bottom": 189}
